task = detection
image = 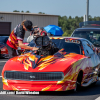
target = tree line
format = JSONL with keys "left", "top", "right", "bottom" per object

{"left": 13, "top": 10, "right": 100, "bottom": 36}
{"left": 58, "top": 15, "right": 100, "bottom": 36}
{"left": 13, "top": 10, "right": 45, "bottom": 14}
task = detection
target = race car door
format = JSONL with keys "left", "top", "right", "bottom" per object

{"left": 82, "top": 40, "right": 98, "bottom": 81}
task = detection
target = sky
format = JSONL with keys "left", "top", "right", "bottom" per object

{"left": 0, "top": 0, "right": 100, "bottom": 18}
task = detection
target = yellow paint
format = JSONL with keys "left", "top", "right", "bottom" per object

{"left": 57, "top": 81, "right": 64, "bottom": 84}
{"left": 42, "top": 85, "right": 52, "bottom": 91}
{"left": 2, "top": 77, "right": 8, "bottom": 86}
{"left": 29, "top": 55, "right": 37, "bottom": 61}
{"left": 12, "top": 86, "right": 19, "bottom": 91}
{"left": 24, "top": 59, "right": 32, "bottom": 70}
{"left": 56, "top": 87, "right": 63, "bottom": 91}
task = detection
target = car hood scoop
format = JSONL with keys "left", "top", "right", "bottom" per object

{"left": 20, "top": 53, "right": 41, "bottom": 69}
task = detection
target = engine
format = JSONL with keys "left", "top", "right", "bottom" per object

{"left": 34, "top": 36, "right": 59, "bottom": 57}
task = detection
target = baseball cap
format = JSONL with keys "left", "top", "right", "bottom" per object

{"left": 24, "top": 20, "right": 33, "bottom": 31}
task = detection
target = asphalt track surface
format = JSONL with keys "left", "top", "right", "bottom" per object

{"left": 0, "top": 59, "right": 100, "bottom": 100}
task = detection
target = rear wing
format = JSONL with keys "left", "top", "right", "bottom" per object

{"left": 79, "top": 21, "right": 100, "bottom": 28}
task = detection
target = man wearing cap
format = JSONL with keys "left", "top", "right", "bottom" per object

{"left": 6, "top": 20, "right": 39, "bottom": 58}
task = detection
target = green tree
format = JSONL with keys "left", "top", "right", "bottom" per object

{"left": 38, "top": 12, "right": 45, "bottom": 14}
{"left": 26, "top": 11, "right": 30, "bottom": 13}
{"left": 58, "top": 15, "right": 100, "bottom": 36}
{"left": 69, "top": 16, "right": 72, "bottom": 19}
{"left": 21, "top": 10, "right": 24, "bottom": 12}
{"left": 13, "top": 10, "right": 20, "bottom": 12}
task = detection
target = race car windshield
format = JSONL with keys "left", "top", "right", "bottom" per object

{"left": 72, "top": 31, "right": 100, "bottom": 46}
{"left": 51, "top": 39, "right": 81, "bottom": 54}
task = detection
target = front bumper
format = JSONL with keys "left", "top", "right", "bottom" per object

{"left": 2, "top": 78, "right": 76, "bottom": 91}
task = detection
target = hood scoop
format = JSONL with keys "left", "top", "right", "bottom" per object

{"left": 29, "top": 50, "right": 66, "bottom": 69}
{"left": 28, "top": 55, "right": 41, "bottom": 69}
{"left": 17, "top": 53, "right": 41, "bottom": 70}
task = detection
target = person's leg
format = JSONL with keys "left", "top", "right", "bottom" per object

{"left": 6, "top": 44, "right": 17, "bottom": 58}
{"left": 12, "top": 48, "right": 18, "bottom": 57}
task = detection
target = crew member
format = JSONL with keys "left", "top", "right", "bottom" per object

{"left": 6, "top": 20, "right": 38, "bottom": 58}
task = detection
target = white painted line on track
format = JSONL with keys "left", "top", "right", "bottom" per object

{"left": 0, "top": 61, "right": 7, "bottom": 62}
{"left": 0, "top": 76, "right": 2, "bottom": 78}
{"left": 95, "top": 96, "right": 100, "bottom": 100}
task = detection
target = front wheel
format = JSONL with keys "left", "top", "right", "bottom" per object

{"left": 74, "top": 72, "right": 83, "bottom": 91}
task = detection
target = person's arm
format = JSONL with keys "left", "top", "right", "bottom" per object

{"left": 18, "top": 40, "right": 38, "bottom": 51}
{"left": 33, "top": 26, "right": 38, "bottom": 28}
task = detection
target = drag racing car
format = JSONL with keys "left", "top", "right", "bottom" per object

{"left": 0, "top": 36, "right": 9, "bottom": 58}
{"left": 2, "top": 36, "right": 100, "bottom": 91}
